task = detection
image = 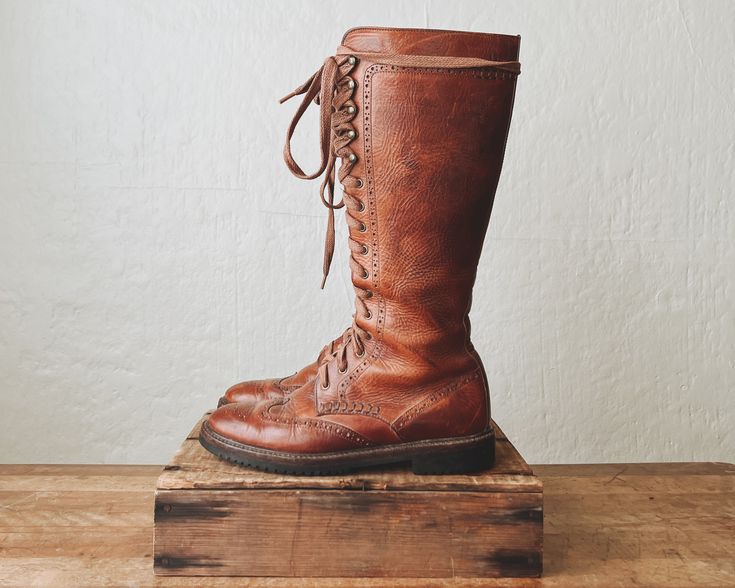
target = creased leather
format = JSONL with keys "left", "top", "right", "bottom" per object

{"left": 219, "top": 330, "right": 348, "bottom": 405}
{"left": 208, "top": 27, "right": 521, "bottom": 456}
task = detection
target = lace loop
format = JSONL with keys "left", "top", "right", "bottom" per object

{"left": 280, "top": 56, "right": 339, "bottom": 181}
{"left": 281, "top": 55, "right": 358, "bottom": 287}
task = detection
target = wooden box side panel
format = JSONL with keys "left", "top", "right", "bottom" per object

{"left": 154, "top": 489, "right": 543, "bottom": 578}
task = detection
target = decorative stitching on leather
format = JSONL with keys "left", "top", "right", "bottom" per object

{"left": 317, "top": 398, "right": 394, "bottom": 427}
{"left": 319, "top": 399, "right": 380, "bottom": 417}
{"left": 393, "top": 370, "right": 482, "bottom": 431}
{"left": 367, "top": 64, "right": 517, "bottom": 80}
{"left": 259, "top": 406, "right": 373, "bottom": 447}
{"left": 332, "top": 62, "right": 388, "bottom": 404}
{"left": 275, "top": 377, "right": 299, "bottom": 393}
{"left": 363, "top": 64, "right": 385, "bottom": 347}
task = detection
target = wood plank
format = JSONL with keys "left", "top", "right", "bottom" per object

{"left": 0, "top": 491, "right": 152, "bottom": 526}
{"left": 0, "top": 462, "right": 733, "bottom": 586}
{"left": 543, "top": 475, "right": 735, "bottom": 496}
{"left": 154, "top": 489, "right": 542, "bottom": 577}
{"left": 0, "top": 462, "right": 728, "bottom": 479}
{"left": 0, "top": 465, "right": 160, "bottom": 492}
{"left": 0, "top": 557, "right": 541, "bottom": 588}
{"left": 0, "top": 527, "right": 153, "bottom": 559}
{"left": 533, "top": 462, "right": 735, "bottom": 477}
{"left": 0, "top": 464, "right": 161, "bottom": 477}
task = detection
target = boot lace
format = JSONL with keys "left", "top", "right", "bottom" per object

{"left": 280, "top": 47, "right": 521, "bottom": 389}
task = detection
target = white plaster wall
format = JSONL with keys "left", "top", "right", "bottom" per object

{"left": 0, "top": 0, "right": 733, "bottom": 465}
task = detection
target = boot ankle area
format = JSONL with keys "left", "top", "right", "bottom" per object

{"left": 392, "top": 370, "right": 489, "bottom": 442}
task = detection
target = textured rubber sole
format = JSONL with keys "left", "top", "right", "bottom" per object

{"left": 199, "top": 419, "right": 495, "bottom": 476}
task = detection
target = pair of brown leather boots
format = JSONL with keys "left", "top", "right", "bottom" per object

{"left": 199, "top": 27, "right": 521, "bottom": 475}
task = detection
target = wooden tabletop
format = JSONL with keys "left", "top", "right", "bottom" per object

{"left": 0, "top": 462, "right": 733, "bottom": 587}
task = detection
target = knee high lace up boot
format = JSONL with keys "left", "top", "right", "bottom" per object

{"left": 201, "top": 27, "right": 521, "bottom": 474}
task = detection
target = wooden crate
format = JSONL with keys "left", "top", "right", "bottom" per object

{"left": 154, "top": 413, "right": 543, "bottom": 578}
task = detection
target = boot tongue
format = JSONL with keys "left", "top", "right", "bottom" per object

{"left": 341, "top": 27, "right": 519, "bottom": 61}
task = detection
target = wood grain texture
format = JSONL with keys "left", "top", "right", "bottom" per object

{"left": 0, "top": 462, "right": 733, "bottom": 586}
{"left": 155, "top": 415, "right": 543, "bottom": 578}
{"left": 155, "top": 489, "right": 542, "bottom": 577}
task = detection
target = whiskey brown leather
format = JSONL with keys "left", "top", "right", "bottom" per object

{"left": 218, "top": 331, "right": 348, "bottom": 407}
{"left": 218, "top": 366, "right": 314, "bottom": 408}
{"left": 204, "top": 27, "right": 520, "bottom": 470}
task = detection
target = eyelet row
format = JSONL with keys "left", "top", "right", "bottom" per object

{"left": 346, "top": 57, "right": 374, "bottom": 339}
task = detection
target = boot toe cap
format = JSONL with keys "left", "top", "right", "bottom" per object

{"left": 219, "top": 378, "right": 284, "bottom": 407}
{"left": 205, "top": 401, "right": 263, "bottom": 444}
{"left": 205, "top": 392, "right": 374, "bottom": 455}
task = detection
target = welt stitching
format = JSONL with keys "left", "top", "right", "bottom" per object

{"left": 206, "top": 421, "right": 493, "bottom": 462}
{"left": 369, "top": 64, "right": 517, "bottom": 81}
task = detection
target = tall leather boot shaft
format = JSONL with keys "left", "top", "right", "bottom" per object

{"left": 314, "top": 29, "right": 520, "bottom": 429}
{"left": 201, "top": 27, "right": 521, "bottom": 474}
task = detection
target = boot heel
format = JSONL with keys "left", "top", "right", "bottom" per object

{"left": 411, "top": 436, "right": 495, "bottom": 475}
